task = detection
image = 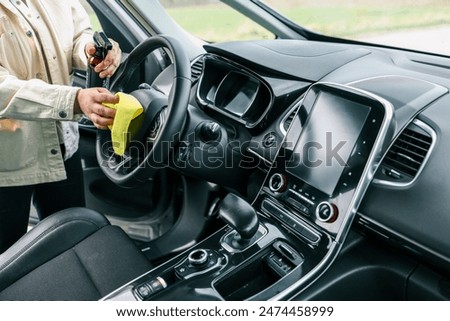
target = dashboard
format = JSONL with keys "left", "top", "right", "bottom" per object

{"left": 189, "top": 39, "right": 450, "bottom": 271}
{"left": 105, "top": 37, "right": 450, "bottom": 300}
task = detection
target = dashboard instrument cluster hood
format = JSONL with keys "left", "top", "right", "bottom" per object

{"left": 205, "top": 40, "right": 371, "bottom": 81}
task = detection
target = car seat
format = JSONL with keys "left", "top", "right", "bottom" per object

{"left": 0, "top": 207, "right": 152, "bottom": 300}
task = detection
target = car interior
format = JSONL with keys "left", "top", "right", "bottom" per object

{"left": 2, "top": 0, "right": 450, "bottom": 301}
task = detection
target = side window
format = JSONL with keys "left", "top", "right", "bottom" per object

{"left": 72, "top": 0, "right": 102, "bottom": 89}
{"left": 78, "top": 0, "right": 102, "bottom": 31}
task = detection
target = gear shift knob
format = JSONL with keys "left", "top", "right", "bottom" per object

{"left": 218, "top": 193, "right": 259, "bottom": 243}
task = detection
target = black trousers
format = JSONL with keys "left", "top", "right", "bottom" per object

{"left": 0, "top": 151, "right": 85, "bottom": 253}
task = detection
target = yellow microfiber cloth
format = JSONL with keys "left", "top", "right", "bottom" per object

{"left": 103, "top": 92, "right": 144, "bottom": 156}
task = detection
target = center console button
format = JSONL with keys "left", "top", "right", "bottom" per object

{"left": 286, "top": 197, "right": 310, "bottom": 216}
{"left": 134, "top": 276, "right": 167, "bottom": 300}
{"left": 269, "top": 173, "right": 287, "bottom": 193}
{"left": 299, "top": 226, "right": 321, "bottom": 244}
{"left": 188, "top": 249, "right": 209, "bottom": 266}
{"left": 316, "top": 202, "right": 338, "bottom": 223}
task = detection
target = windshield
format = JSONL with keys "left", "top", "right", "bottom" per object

{"left": 261, "top": 0, "right": 450, "bottom": 56}
{"left": 159, "top": 0, "right": 450, "bottom": 56}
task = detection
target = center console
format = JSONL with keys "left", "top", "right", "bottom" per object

{"left": 101, "top": 82, "right": 394, "bottom": 301}
{"left": 259, "top": 82, "right": 390, "bottom": 240}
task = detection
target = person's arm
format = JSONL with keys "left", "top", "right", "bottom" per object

{"left": 0, "top": 68, "right": 117, "bottom": 128}
{"left": 0, "top": 68, "right": 81, "bottom": 121}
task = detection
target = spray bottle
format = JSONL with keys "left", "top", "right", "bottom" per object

{"left": 86, "top": 31, "right": 113, "bottom": 88}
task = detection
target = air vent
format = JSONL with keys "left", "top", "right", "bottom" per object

{"left": 283, "top": 110, "right": 296, "bottom": 132}
{"left": 385, "top": 127, "right": 431, "bottom": 176}
{"left": 279, "top": 107, "right": 299, "bottom": 135}
{"left": 374, "top": 119, "right": 435, "bottom": 186}
{"left": 191, "top": 57, "right": 204, "bottom": 83}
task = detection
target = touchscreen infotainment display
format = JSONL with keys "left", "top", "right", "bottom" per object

{"left": 286, "top": 91, "right": 371, "bottom": 196}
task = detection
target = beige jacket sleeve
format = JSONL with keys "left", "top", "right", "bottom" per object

{"left": 0, "top": 74, "right": 80, "bottom": 121}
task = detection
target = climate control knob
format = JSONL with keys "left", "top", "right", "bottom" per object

{"left": 316, "top": 202, "right": 338, "bottom": 223}
{"left": 269, "top": 173, "right": 287, "bottom": 193}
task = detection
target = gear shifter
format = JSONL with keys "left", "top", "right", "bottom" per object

{"left": 218, "top": 193, "right": 260, "bottom": 250}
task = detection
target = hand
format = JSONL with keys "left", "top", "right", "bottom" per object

{"left": 75, "top": 88, "right": 118, "bottom": 129}
{"left": 85, "top": 38, "right": 122, "bottom": 79}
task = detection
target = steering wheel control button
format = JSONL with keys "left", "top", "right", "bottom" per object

{"left": 269, "top": 173, "right": 287, "bottom": 193}
{"left": 188, "top": 249, "right": 209, "bottom": 266}
{"left": 316, "top": 202, "right": 338, "bottom": 223}
{"left": 148, "top": 111, "right": 163, "bottom": 141}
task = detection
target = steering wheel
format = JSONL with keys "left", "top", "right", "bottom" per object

{"left": 96, "top": 35, "right": 191, "bottom": 188}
